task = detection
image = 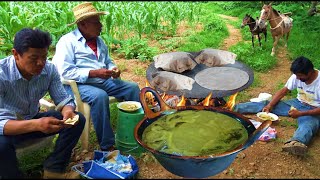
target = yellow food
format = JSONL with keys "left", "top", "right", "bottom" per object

{"left": 290, "top": 106, "right": 297, "bottom": 111}
{"left": 64, "top": 114, "right": 79, "bottom": 125}
{"left": 120, "top": 103, "right": 138, "bottom": 111}
{"left": 258, "top": 113, "right": 275, "bottom": 121}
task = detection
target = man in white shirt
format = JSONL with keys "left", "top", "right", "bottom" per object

{"left": 234, "top": 56, "right": 320, "bottom": 156}
{"left": 52, "top": 2, "right": 140, "bottom": 151}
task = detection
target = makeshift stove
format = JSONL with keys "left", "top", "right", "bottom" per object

{"left": 145, "top": 90, "right": 238, "bottom": 112}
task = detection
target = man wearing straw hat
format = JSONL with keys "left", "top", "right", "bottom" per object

{"left": 52, "top": 2, "right": 140, "bottom": 152}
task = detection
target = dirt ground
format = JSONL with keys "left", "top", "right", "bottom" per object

{"left": 67, "top": 15, "right": 320, "bottom": 179}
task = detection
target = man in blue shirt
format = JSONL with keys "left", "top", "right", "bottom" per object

{"left": 52, "top": 2, "right": 140, "bottom": 151}
{"left": 0, "top": 28, "right": 85, "bottom": 178}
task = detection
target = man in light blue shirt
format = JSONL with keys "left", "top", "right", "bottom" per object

{"left": 0, "top": 28, "right": 85, "bottom": 178}
{"left": 52, "top": 2, "right": 140, "bottom": 151}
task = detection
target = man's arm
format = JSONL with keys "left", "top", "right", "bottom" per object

{"left": 3, "top": 117, "right": 65, "bottom": 135}
{"left": 290, "top": 107, "right": 320, "bottom": 118}
{"left": 263, "top": 87, "right": 289, "bottom": 112}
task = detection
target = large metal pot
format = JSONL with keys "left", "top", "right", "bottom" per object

{"left": 134, "top": 87, "right": 272, "bottom": 178}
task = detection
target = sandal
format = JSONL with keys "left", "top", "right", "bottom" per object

{"left": 282, "top": 140, "right": 307, "bottom": 156}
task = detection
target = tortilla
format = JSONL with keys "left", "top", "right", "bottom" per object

{"left": 194, "top": 48, "right": 237, "bottom": 67}
{"left": 64, "top": 114, "right": 79, "bottom": 125}
{"left": 154, "top": 52, "right": 197, "bottom": 73}
{"left": 150, "top": 71, "right": 195, "bottom": 92}
{"left": 195, "top": 67, "right": 249, "bottom": 90}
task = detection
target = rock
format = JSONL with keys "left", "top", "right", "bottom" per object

{"left": 237, "top": 152, "right": 246, "bottom": 159}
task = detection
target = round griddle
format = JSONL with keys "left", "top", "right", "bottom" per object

{"left": 146, "top": 53, "right": 254, "bottom": 98}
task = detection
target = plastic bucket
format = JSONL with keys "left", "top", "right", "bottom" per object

{"left": 116, "top": 106, "right": 145, "bottom": 156}
{"left": 115, "top": 138, "right": 145, "bottom": 156}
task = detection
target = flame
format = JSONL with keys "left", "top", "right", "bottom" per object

{"left": 161, "top": 92, "right": 166, "bottom": 100}
{"left": 177, "top": 95, "right": 186, "bottom": 107}
{"left": 145, "top": 81, "right": 151, "bottom": 87}
{"left": 202, "top": 92, "right": 212, "bottom": 106}
{"left": 223, "top": 92, "right": 238, "bottom": 110}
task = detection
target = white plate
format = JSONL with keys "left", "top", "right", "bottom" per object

{"left": 250, "top": 98, "right": 262, "bottom": 102}
{"left": 117, "top": 101, "right": 142, "bottom": 112}
{"left": 256, "top": 112, "right": 279, "bottom": 121}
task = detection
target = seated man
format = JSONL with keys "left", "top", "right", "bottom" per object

{"left": 233, "top": 56, "right": 320, "bottom": 156}
{"left": 52, "top": 2, "right": 140, "bottom": 151}
{"left": 0, "top": 28, "right": 85, "bottom": 178}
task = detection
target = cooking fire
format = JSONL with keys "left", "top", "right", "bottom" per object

{"left": 145, "top": 91, "right": 238, "bottom": 111}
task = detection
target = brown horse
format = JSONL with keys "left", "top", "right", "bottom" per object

{"left": 257, "top": 3, "right": 293, "bottom": 56}
{"left": 241, "top": 14, "right": 267, "bottom": 47}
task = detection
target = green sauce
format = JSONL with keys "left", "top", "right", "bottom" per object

{"left": 142, "top": 110, "right": 248, "bottom": 156}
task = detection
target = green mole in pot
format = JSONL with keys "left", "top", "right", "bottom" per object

{"left": 142, "top": 110, "right": 248, "bottom": 156}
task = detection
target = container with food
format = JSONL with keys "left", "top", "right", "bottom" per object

{"left": 117, "top": 101, "right": 142, "bottom": 112}
{"left": 256, "top": 112, "right": 279, "bottom": 121}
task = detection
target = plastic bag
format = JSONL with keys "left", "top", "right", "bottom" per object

{"left": 72, "top": 150, "right": 139, "bottom": 179}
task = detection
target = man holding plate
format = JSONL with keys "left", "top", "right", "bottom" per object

{"left": 234, "top": 56, "right": 320, "bottom": 156}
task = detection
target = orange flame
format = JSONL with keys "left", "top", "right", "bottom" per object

{"left": 223, "top": 92, "right": 238, "bottom": 110}
{"left": 202, "top": 92, "right": 213, "bottom": 106}
{"left": 177, "top": 95, "right": 186, "bottom": 107}
{"left": 145, "top": 81, "right": 151, "bottom": 87}
{"left": 161, "top": 92, "right": 166, "bottom": 100}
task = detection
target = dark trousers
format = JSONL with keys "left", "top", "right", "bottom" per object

{"left": 0, "top": 110, "right": 85, "bottom": 179}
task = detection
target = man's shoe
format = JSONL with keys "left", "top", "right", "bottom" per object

{"left": 282, "top": 140, "right": 308, "bottom": 156}
{"left": 43, "top": 170, "right": 80, "bottom": 179}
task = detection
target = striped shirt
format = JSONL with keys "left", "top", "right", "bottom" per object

{"left": 0, "top": 55, "right": 76, "bottom": 135}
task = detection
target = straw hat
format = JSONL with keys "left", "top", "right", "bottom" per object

{"left": 68, "top": 2, "right": 109, "bottom": 26}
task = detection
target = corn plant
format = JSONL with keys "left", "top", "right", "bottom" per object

{"left": 0, "top": 1, "right": 202, "bottom": 61}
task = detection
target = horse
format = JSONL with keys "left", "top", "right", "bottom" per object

{"left": 241, "top": 14, "right": 267, "bottom": 47}
{"left": 257, "top": 2, "right": 293, "bottom": 56}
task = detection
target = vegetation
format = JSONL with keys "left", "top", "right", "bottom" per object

{"left": 1, "top": 1, "right": 319, "bottom": 178}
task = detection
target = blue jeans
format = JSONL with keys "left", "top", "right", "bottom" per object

{"left": 64, "top": 78, "right": 140, "bottom": 150}
{"left": 0, "top": 110, "right": 85, "bottom": 178}
{"left": 233, "top": 98, "right": 320, "bottom": 145}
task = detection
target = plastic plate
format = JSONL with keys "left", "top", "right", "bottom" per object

{"left": 256, "top": 112, "right": 279, "bottom": 121}
{"left": 117, "top": 101, "right": 141, "bottom": 112}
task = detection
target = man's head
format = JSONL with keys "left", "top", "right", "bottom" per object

{"left": 290, "top": 56, "right": 315, "bottom": 82}
{"left": 12, "top": 28, "right": 52, "bottom": 79}
{"left": 69, "top": 2, "right": 109, "bottom": 39}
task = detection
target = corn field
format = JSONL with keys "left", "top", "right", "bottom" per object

{"left": 0, "top": 1, "right": 202, "bottom": 58}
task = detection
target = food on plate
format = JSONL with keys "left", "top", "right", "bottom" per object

{"left": 120, "top": 103, "right": 139, "bottom": 111}
{"left": 257, "top": 112, "right": 278, "bottom": 121}
{"left": 64, "top": 114, "right": 79, "bottom": 125}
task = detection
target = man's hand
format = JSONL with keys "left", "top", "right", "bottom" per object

{"left": 37, "top": 117, "right": 65, "bottom": 134}
{"left": 61, "top": 106, "right": 78, "bottom": 127}
{"left": 288, "top": 109, "right": 301, "bottom": 118}
{"left": 89, "top": 68, "right": 114, "bottom": 79}
{"left": 262, "top": 104, "right": 272, "bottom": 113}
{"left": 111, "top": 67, "right": 120, "bottom": 79}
